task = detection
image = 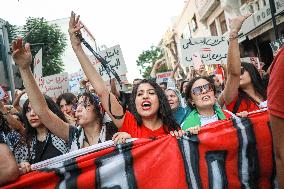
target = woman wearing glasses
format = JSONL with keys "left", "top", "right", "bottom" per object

{"left": 181, "top": 76, "right": 232, "bottom": 132}
{"left": 219, "top": 14, "right": 267, "bottom": 114}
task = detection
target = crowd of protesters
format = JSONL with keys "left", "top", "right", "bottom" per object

{"left": 0, "top": 12, "right": 283, "bottom": 187}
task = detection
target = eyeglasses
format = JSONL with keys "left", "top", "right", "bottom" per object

{"left": 241, "top": 67, "right": 245, "bottom": 75}
{"left": 192, "top": 83, "right": 214, "bottom": 96}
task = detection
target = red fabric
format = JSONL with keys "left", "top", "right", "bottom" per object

{"left": 3, "top": 111, "right": 275, "bottom": 189}
{"left": 268, "top": 47, "right": 284, "bottom": 119}
{"left": 225, "top": 94, "right": 260, "bottom": 113}
{"left": 119, "top": 111, "right": 168, "bottom": 138}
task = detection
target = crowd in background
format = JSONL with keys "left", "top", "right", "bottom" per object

{"left": 1, "top": 12, "right": 284, "bottom": 188}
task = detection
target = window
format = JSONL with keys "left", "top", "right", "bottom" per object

{"left": 210, "top": 21, "right": 218, "bottom": 36}
{"left": 219, "top": 12, "right": 228, "bottom": 34}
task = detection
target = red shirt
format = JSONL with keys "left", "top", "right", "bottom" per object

{"left": 119, "top": 111, "right": 168, "bottom": 138}
{"left": 225, "top": 95, "right": 260, "bottom": 113}
{"left": 268, "top": 47, "right": 284, "bottom": 119}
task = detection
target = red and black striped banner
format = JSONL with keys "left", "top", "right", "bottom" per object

{"left": 3, "top": 111, "right": 276, "bottom": 189}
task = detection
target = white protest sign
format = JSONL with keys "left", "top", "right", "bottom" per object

{"left": 240, "top": 57, "right": 260, "bottom": 69}
{"left": 69, "top": 70, "right": 84, "bottom": 94}
{"left": 156, "top": 71, "right": 173, "bottom": 84}
{"left": 180, "top": 36, "right": 228, "bottom": 67}
{"left": 33, "top": 48, "right": 43, "bottom": 89}
{"left": 88, "top": 45, "right": 127, "bottom": 81}
{"left": 41, "top": 72, "right": 69, "bottom": 98}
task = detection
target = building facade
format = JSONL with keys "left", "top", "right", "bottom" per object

{"left": 161, "top": 0, "right": 284, "bottom": 71}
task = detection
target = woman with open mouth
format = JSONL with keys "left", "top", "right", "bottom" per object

{"left": 68, "top": 12, "right": 183, "bottom": 143}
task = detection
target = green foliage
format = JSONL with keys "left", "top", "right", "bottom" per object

{"left": 136, "top": 45, "right": 167, "bottom": 79}
{"left": 21, "top": 17, "right": 67, "bottom": 76}
{"left": 6, "top": 22, "right": 19, "bottom": 44}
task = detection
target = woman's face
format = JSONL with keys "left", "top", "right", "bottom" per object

{"left": 75, "top": 96, "right": 96, "bottom": 126}
{"left": 165, "top": 90, "right": 179, "bottom": 110}
{"left": 182, "top": 81, "right": 189, "bottom": 93}
{"left": 135, "top": 83, "right": 160, "bottom": 119}
{"left": 240, "top": 67, "right": 252, "bottom": 88}
{"left": 60, "top": 99, "right": 73, "bottom": 115}
{"left": 26, "top": 103, "right": 43, "bottom": 128}
{"left": 190, "top": 79, "right": 216, "bottom": 110}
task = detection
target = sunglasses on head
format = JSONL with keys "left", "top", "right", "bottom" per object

{"left": 192, "top": 83, "right": 214, "bottom": 96}
{"left": 241, "top": 67, "right": 245, "bottom": 75}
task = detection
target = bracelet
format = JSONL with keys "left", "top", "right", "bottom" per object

{"left": 229, "top": 30, "right": 238, "bottom": 40}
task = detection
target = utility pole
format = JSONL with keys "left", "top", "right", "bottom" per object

{"left": 269, "top": 0, "right": 279, "bottom": 39}
{"left": 0, "top": 18, "right": 16, "bottom": 101}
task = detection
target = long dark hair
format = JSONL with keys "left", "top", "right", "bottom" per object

{"left": 77, "top": 92, "right": 104, "bottom": 127}
{"left": 180, "top": 80, "right": 189, "bottom": 94}
{"left": 22, "top": 95, "right": 68, "bottom": 143}
{"left": 128, "top": 79, "right": 179, "bottom": 132}
{"left": 185, "top": 76, "right": 216, "bottom": 109}
{"left": 0, "top": 112, "right": 11, "bottom": 134}
{"left": 240, "top": 62, "right": 267, "bottom": 99}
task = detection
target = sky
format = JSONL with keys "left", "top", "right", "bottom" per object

{"left": 1, "top": 0, "right": 185, "bottom": 82}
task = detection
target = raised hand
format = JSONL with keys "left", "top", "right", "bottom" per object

{"left": 68, "top": 11, "right": 84, "bottom": 51}
{"left": 11, "top": 37, "right": 32, "bottom": 70}
{"left": 229, "top": 13, "right": 252, "bottom": 33}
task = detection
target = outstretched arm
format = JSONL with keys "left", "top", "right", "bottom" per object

{"left": 12, "top": 38, "right": 69, "bottom": 141}
{"left": 69, "top": 12, "right": 124, "bottom": 128}
{"left": 219, "top": 14, "right": 251, "bottom": 105}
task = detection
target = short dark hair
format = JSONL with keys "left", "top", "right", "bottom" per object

{"left": 56, "top": 93, "right": 77, "bottom": 107}
{"left": 185, "top": 76, "right": 216, "bottom": 108}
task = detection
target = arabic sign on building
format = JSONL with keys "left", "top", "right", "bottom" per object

{"left": 88, "top": 45, "right": 127, "bottom": 81}
{"left": 41, "top": 72, "right": 69, "bottom": 98}
{"left": 242, "top": 0, "right": 284, "bottom": 35}
{"left": 156, "top": 71, "right": 173, "bottom": 84}
{"left": 69, "top": 70, "right": 84, "bottom": 94}
{"left": 180, "top": 36, "right": 228, "bottom": 67}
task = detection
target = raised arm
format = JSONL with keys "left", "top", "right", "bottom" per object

{"left": 12, "top": 90, "right": 25, "bottom": 112}
{"left": 219, "top": 14, "right": 251, "bottom": 105}
{"left": 68, "top": 12, "right": 124, "bottom": 128}
{"left": 150, "top": 58, "right": 165, "bottom": 79}
{"left": 11, "top": 37, "right": 69, "bottom": 141}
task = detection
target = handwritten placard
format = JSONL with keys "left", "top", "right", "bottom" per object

{"left": 180, "top": 36, "right": 228, "bottom": 67}
{"left": 33, "top": 48, "right": 44, "bottom": 89}
{"left": 88, "top": 45, "right": 127, "bottom": 81}
{"left": 41, "top": 72, "right": 69, "bottom": 98}
{"left": 69, "top": 70, "right": 84, "bottom": 94}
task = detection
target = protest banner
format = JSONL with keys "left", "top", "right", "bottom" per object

{"left": 3, "top": 111, "right": 276, "bottom": 189}
{"left": 156, "top": 71, "right": 173, "bottom": 84}
{"left": 69, "top": 70, "right": 84, "bottom": 94}
{"left": 88, "top": 45, "right": 127, "bottom": 81}
{"left": 41, "top": 72, "right": 69, "bottom": 99}
{"left": 180, "top": 36, "right": 228, "bottom": 67}
{"left": 33, "top": 48, "right": 43, "bottom": 89}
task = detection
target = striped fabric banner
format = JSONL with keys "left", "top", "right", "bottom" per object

{"left": 3, "top": 111, "right": 277, "bottom": 189}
